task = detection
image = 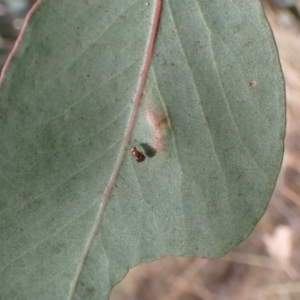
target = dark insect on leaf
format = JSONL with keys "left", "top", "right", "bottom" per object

{"left": 130, "top": 147, "right": 146, "bottom": 162}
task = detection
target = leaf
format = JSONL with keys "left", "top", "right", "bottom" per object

{"left": 0, "top": 0, "right": 285, "bottom": 299}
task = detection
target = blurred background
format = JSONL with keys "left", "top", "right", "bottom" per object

{"left": 1, "top": 0, "right": 299, "bottom": 299}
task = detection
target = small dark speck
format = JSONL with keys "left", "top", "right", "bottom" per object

{"left": 87, "top": 74, "right": 90, "bottom": 77}
{"left": 22, "top": 193, "right": 31, "bottom": 200}
{"left": 249, "top": 80, "right": 257, "bottom": 87}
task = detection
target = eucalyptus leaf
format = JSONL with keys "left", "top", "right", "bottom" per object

{"left": 0, "top": 0, "right": 285, "bottom": 299}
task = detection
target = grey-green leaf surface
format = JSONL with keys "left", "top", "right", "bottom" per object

{"left": 0, "top": 0, "right": 285, "bottom": 299}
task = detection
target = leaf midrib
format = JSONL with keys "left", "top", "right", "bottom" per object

{"left": 67, "top": 1, "right": 162, "bottom": 298}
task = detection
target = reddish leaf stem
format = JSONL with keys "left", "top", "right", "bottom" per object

{"left": 0, "top": 0, "right": 42, "bottom": 85}
{"left": 69, "top": 0, "right": 162, "bottom": 297}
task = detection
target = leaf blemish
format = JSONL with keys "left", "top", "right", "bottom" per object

{"left": 144, "top": 97, "right": 169, "bottom": 153}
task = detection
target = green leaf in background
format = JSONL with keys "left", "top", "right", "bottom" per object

{"left": 0, "top": 0, "right": 285, "bottom": 299}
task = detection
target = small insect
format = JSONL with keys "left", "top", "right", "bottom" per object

{"left": 130, "top": 147, "right": 146, "bottom": 162}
